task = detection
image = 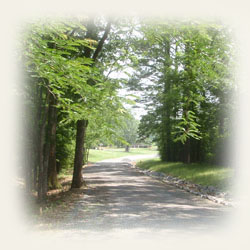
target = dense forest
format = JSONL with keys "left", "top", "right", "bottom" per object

{"left": 20, "top": 16, "right": 235, "bottom": 202}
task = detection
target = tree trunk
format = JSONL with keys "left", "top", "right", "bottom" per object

{"left": 125, "top": 145, "right": 130, "bottom": 152}
{"left": 33, "top": 153, "right": 38, "bottom": 190}
{"left": 47, "top": 95, "right": 60, "bottom": 189}
{"left": 71, "top": 119, "right": 88, "bottom": 188}
{"left": 33, "top": 85, "right": 43, "bottom": 191}
{"left": 37, "top": 89, "right": 50, "bottom": 202}
{"left": 42, "top": 136, "right": 50, "bottom": 196}
{"left": 161, "top": 38, "right": 171, "bottom": 162}
{"left": 24, "top": 149, "right": 32, "bottom": 193}
{"left": 184, "top": 138, "right": 191, "bottom": 164}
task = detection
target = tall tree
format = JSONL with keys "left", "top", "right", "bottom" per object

{"left": 22, "top": 19, "right": 97, "bottom": 200}
{"left": 133, "top": 19, "right": 235, "bottom": 164}
{"left": 71, "top": 18, "right": 112, "bottom": 188}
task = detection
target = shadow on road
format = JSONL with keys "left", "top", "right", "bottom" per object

{"left": 51, "top": 162, "right": 232, "bottom": 235}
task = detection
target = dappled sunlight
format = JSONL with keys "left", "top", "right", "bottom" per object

{"left": 36, "top": 161, "right": 233, "bottom": 236}
{"left": 195, "top": 169, "right": 231, "bottom": 177}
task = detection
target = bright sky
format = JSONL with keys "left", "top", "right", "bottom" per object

{"left": 108, "top": 68, "right": 148, "bottom": 120}
{"left": 117, "top": 87, "right": 147, "bottom": 120}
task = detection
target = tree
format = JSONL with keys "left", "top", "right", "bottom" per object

{"left": 71, "top": 17, "right": 112, "bottom": 188}
{"left": 132, "top": 19, "right": 235, "bottom": 164}
{"left": 21, "top": 16, "right": 137, "bottom": 198}
{"left": 113, "top": 113, "right": 139, "bottom": 151}
{"left": 22, "top": 18, "right": 100, "bottom": 200}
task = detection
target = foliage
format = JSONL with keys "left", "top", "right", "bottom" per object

{"left": 134, "top": 19, "right": 235, "bottom": 164}
{"left": 20, "top": 16, "right": 236, "bottom": 201}
{"left": 111, "top": 113, "right": 139, "bottom": 147}
{"left": 21, "top": 17, "right": 132, "bottom": 196}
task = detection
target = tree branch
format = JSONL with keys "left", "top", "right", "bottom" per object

{"left": 92, "top": 21, "right": 112, "bottom": 62}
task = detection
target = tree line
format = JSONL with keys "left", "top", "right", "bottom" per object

{"left": 132, "top": 19, "right": 235, "bottom": 164}
{"left": 19, "top": 16, "right": 235, "bottom": 202}
{"left": 21, "top": 16, "right": 134, "bottom": 201}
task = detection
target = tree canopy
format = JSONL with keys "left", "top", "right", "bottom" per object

{"left": 133, "top": 19, "right": 235, "bottom": 164}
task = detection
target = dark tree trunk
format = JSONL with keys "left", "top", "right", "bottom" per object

{"left": 47, "top": 95, "right": 59, "bottom": 189}
{"left": 33, "top": 153, "right": 38, "bottom": 190}
{"left": 125, "top": 145, "right": 130, "bottom": 152}
{"left": 33, "top": 85, "right": 43, "bottom": 191}
{"left": 24, "top": 150, "right": 32, "bottom": 193}
{"left": 161, "top": 38, "right": 171, "bottom": 162}
{"left": 166, "top": 118, "right": 172, "bottom": 161}
{"left": 37, "top": 89, "right": 50, "bottom": 202}
{"left": 42, "top": 135, "right": 50, "bottom": 196}
{"left": 184, "top": 138, "right": 191, "bottom": 164}
{"left": 71, "top": 119, "right": 88, "bottom": 188}
{"left": 71, "top": 19, "right": 94, "bottom": 189}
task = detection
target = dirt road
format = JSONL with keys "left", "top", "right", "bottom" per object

{"left": 37, "top": 158, "right": 233, "bottom": 240}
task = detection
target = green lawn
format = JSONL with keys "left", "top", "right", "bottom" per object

{"left": 88, "top": 147, "right": 233, "bottom": 190}
{"left": 88, "top": 147, "right": 158, "bottom": 163}
{"left": 136, "top": 159, "right": 234, "bottom": 191}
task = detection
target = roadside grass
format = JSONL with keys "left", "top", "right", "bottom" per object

{"left": 88, "top": 147, "right": 158, "bottom": 162}
{"left": 136, "top": 159, "right": 234, "bottom": 191}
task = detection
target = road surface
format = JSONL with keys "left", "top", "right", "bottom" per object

{"left": 34, "top": 155, "right": 233, "bottom": 240}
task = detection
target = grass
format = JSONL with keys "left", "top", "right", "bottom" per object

{"left": 136, "top": 159, "right": 234, "bottom": 191}
{"left": 88, "top": 146, "right": 158, "bottom": 163}
{"left": 55, "top": 147, "right": 158, "bottom": 185}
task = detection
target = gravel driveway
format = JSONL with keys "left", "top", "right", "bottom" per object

{"left": 37, "top": 156, "right": 233, "bottom": 240}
